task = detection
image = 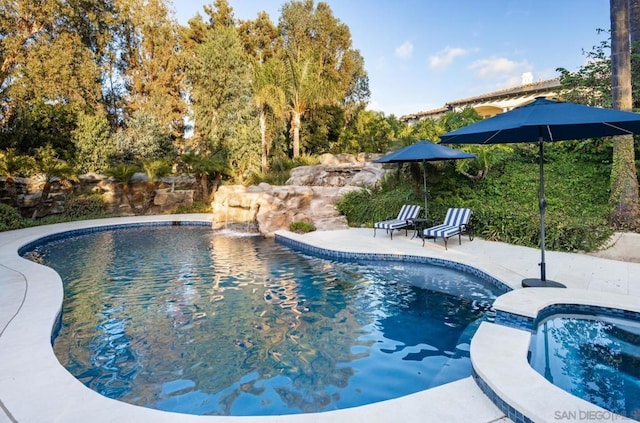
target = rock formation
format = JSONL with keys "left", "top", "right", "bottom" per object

{"left": 0, "top": 153, "right": 388, "bottom": 234}
{"left": 211, "top": 153, "right": 388, "bottom": 236}
{"left": 0, "top": 173, "right": 198, "bottom": 217}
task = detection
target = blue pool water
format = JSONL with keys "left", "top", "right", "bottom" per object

{"left": 529, "top": 315, "right": 640, "bottom": 420}
{"left": 26, "top": 225, "right": 504, "bottom": 416}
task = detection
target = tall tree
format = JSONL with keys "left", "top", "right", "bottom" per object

{"left": 557, "top": 37, "right": 613, "bottom": 108}
{"left": 0, "top": 0, "right": 57, "bottom": 126}
{"left": 630, "top": 0, "right": 640, "bottom": 109}
{"left": 335, "top": 109, "right": 393, "bottom": 153}
{"left": 252, "top": 58, "right": 287, "bottom": 173}
{"left": 282, "top": 48, "right": 330, "bottom": 158}
{"left": 0, "top": 0, "right": 110, "bottom": 128}
{"left": 120, "top": 0, "right": 186, "bottom": 138}
{"left": 238, "top": 11, "right": 281, "bottom": 63}
{"left": 184, "top": 3, "right": 259, "bottom": 182}
{"left": 338, "top": 49, "right": 370, "bottom": 123}
{"left": 609, "top": 0, "right": 640, "bottom": 227}
{"left": 16, "top": 29, "right": 102, "bottom": 110}
{"left": 239, "top": 12, "right": 286, "bottom": 173}
{"left": 203, "top": 0, "right": 235, "bottom": 28}
{"left": 278, "top": 0, "right": 367, "bottom": 157}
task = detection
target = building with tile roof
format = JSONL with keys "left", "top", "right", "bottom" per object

{"left": 401, "top": 73, "right": 562, "bottom": 125}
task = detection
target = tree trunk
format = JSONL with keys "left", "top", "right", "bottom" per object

{"left": 32, "top": 180, "right": 52, "bottom": 219}
{"left": 199, "top": 173, "right": 209, "bottom": 202}
{"left": 142, "top": 181, "right": 156, "bottom": 213}
{"left": 291, "top": 110, "right": 301, "bottom": 158}
{"left": 630, "top": 0, "right": 640, "bottom": 109}
{"left": 121, "top": 183, "right": 139, "bottom": 215}
{"left": 609, "top": 0, "right": 640, "bottom": 228}
{"left": 208, "top": 173, "right": 222, "bottom": 203}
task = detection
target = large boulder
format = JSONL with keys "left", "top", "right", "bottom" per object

{"left": 286, "top": 153, "right": 386, "bottom": 187}
{"left": 212, "top": 153, "right": 389, "bottom": 235}
{"left": 286, "top": 164, "right": 387, "bottom": 187}
{"left": 211, "top": 183, "right": 362, "bottom": 236}
{"left": 153, "top": 189, "right": 194, "bottom": 212}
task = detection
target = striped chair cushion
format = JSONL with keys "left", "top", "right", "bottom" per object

{"left": 424, "top": 223, "right": 463, "bottom": 239}
{"left": 374, "top": 204, "right": 422, "bottom": 230}
{"left": 443, "top": 208, "right": 472, "bottom": 227}
{"left": 424, "top": 208, "right": 472, "bottom": 239}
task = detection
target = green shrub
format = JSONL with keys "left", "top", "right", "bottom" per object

{"left": 173, "top": 201, "right": 212, "bottom": 214}
{"left": 249, "top": 170, "right": 289, "bottom": 186}
{"left": 338, "top": 150, "right": 615, "bottom": 253}
{"left": 335, "top": 188, "right": 373, "bottom": 226}
{"left": 0, "top": 203, "right": 24, "bottom": 231}
{"left": 63, "top": 194, "right": 109, "bottom": 219}
{"left": 336, "top": 185, "right": 421, "bottom": 228}
{"left": 453, "top": 151, "right": 613, "bottom": 252}
{"left": 336, "top": 174, "right": 422, "bottom": 227}
{"left": 545, "top": 213, "right": 612, "bottom": 252}
{"left": 250, "top": 154, "right": 320, "bottom": 186}
{"left": 289, "top": 221, "right": 316, "bottom": 233}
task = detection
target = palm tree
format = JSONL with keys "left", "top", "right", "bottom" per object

{"left": 610, "top": 0, "right": 640, "bottom": 227}
{"left": 253, "top": 58, "right": 286, "bottom": 173}
{"left": 182, "top": 152, "right": 233, "bottom": 202}
{"left": 283, "top": 51, "right": 339, "bottom": 158}
{"left": 630, "top": 0, "right": 640, "bottom": 109}
{"left": 105, "top": 163, "right": 139, "bottom": 214}
{"left": 141, "top": 159, "right": 171, "bottom": 212}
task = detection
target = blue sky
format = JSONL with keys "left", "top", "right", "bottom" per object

{"left": 171, "top": 0, "right": 611, "bottom": 117}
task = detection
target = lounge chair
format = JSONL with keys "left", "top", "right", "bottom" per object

{"left": 423, "top": 208, "right": 473, "bottom": 249}
{"left": 373, "top": 204, "right": 422, "bottom": 240}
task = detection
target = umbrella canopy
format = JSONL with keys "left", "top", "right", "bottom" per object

{"left": 440, "top": 97, "right": 640, "bottom": 288}
{"left": 440, "top": 97, "right": 640, "bottom": 144}
{"left": 374, "top": 140, "right": 476, "bottom": 216}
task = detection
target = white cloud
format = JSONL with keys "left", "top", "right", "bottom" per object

{"left": 428, "top": 46, "right": 469, "bottom": 70}
{"left": 395, "top": 41, "right": 414, "bottom": 59}
{"left": 469, "top": 56, "right": 529, "bottom": 80}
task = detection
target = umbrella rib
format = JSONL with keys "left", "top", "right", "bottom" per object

{"left": 603, "top": 122, "right": 633, "bottom": 134}
{"left": 484, "top": 130, "right": 502, "bottom": 143}
{"left": 544, "top": 125, "right": 553, "bottom": 141}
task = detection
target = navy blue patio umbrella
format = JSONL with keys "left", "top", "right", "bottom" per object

{"left": 374, "top": 140, "right": 476, "bottom": 218}
{"left": 440, "top": 97, "right": 640, "bottom": 288}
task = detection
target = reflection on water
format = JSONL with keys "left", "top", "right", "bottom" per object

{"left": 27, "top": 226, "right": 503, "bottom": 416}
{"left": 529, "top": 315, "right": 640, "bottom": 420}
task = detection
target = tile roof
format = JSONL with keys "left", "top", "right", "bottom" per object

{"left": 402, "top": 78, "right": 561, "bottom": 121}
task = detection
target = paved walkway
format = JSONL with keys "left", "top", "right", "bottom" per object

{"left": 588, "top": 231, "right": 640, "bottom": 263}
{"left": 0, "top": 216, "right": 638, "bottom": 423}
{"left": 291, "top": 227, "right": 640, "bottom": 295}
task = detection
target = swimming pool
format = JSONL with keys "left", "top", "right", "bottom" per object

{"left": 529, "top": 314, "right": 640, "bottom": 420}
{"left": 23, "top": 224, "right": 506, "bottom": 416}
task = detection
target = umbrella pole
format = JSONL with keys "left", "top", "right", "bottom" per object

{"left": 423, "top": 160, "right": 428, "bottom": 217}
{"left": 522, "top": 136, "right": 565, "bottom": 288}
{"left": 538, "top": 138, "right": 547, "bottom": 281}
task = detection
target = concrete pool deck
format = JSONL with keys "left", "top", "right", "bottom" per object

{"left": 0, "top": 214, "right": 638, "bottom": 422}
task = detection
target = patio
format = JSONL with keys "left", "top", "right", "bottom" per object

{"left": 0, "top": 214, "right": 638, "bottom": 422}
